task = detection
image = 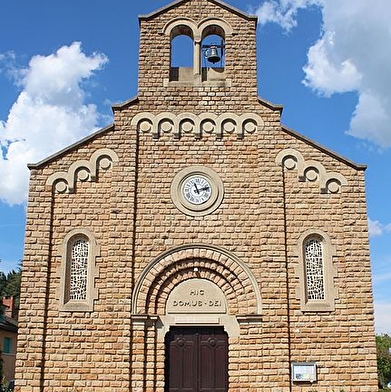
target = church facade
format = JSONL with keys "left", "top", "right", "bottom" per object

{"left": 15, "top": 0, "right": 378, "bottom": 391}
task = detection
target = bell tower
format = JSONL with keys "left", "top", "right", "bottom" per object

{"left": 137, "top": 0, "right": 259, "bottom": 111}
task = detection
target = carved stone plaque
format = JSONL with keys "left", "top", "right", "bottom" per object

{"left": 167, "top": 278, "right": 226, "bottom": 314}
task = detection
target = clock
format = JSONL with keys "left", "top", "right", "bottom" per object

{"left": 182, "top": 175, "right": 212, "bottom": 205}
{"left": 171, "top": 166, "right": 224, "bottom": 217}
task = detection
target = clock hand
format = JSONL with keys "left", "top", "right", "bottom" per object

{"left": 193, "top": 183, "right": 200, "bottom": 194}
{"left": 199, "top": 186, "right": 210, "bottom": 191}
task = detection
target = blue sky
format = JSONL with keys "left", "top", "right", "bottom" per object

{"left": 0, "top": 0, "right": 390, "bottom": 334}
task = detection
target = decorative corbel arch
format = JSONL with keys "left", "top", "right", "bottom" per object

{"left": 275, "top": 148, "right": 305, "bottom": 172}
{"left": 321, "top": 172, "right": 348, "bottom": 194}
{"left": 299, "top": 160, "right": 327, "bottom": 183}
{"left": 46, "top": 148, "right": 119, "bottom": 193}
{"left": 176, "top": 112, "right": 200, "bottom": 139}
{"left": 131, "top": 112, "right": 264, "bottom": 140}
{"left": 132, "top": 243, "right": 262, "bottom": 317}
{"left": 276, "top": 148, "right": 348, "bottom": 194}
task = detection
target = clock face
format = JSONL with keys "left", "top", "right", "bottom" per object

{"left": 182, "top": 176, "right": 212, "bottom": 205}
{"left": 171, "top": 166, "right": 224, "bottom": 217}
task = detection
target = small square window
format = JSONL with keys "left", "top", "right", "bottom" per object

{"left": 3, "top": 337, "right": 12, "bottom": 354}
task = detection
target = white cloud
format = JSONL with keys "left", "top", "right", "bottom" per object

{"left": 302, "top": 32, "right": 362, "bottom": 97}
{"left": 369, "top": 218, "right": 391, "bottom": 238}
{"left": 252, "top": 0, "right": 320, "bottom": 31}
{"left": 0, "top": 42, "right": 108, "bottom": 205}
{"left": 368, "top": 219, "right": 385, "bottom": 238}
{"left": 254, "top": 0, "right": 391, "bottom": 149}
{"left": 347, "top": 92, "right": 391, "bottom": 148}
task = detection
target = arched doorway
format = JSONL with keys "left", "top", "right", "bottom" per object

{"left": 131, "top": 244, "right": 262, "bottom": 390}
{"left": 165, "top": 326, "right": 228, "bottom": 392}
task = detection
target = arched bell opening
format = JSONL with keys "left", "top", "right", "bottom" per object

{"left": 163, "top": 17, "right": 233, "bottom": 85}
{"left": 169, "top": 25, "right": 195, "bottom": 82}
{"left": 201, "top": 25, "right": 226, "bottom": 81}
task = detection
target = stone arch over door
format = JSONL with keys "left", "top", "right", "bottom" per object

{"left": 132, "top": 243, "right": 262, "bottom": 318}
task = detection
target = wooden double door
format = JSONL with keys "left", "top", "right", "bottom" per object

{"left": 165, "top": 327, "right": 228, "bottom": 392}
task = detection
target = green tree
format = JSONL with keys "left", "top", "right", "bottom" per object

{"left": 377, "top": 334, "right": 391, "bottom": 389}
{"left": 0, "top": 263, "right": 21, "bottom": 319}
{"left": 0, "top": 271, "right": 6, "bottom": 294}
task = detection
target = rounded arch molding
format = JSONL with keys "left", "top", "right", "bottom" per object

{"left": 275, "top": 148, "right": 348, "bottom": 194}
{"left": 132, "top": 244, "right": 262, "bottom": 316}
{"left": 162, "top": 17, "right": 234, "bottom": 42}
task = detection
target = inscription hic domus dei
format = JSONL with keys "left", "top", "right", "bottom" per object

{"left": 167, "top": 279, "right": 226, "bottom": 314}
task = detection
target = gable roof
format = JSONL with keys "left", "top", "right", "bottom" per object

{"left": 0, "top": 304, "right": 17, "bottom": 333}
{"left": 138, "top": 0, "right": 258, "bottom": 22}
{"left": 281, "top": 125, "right": 366, "bottom": 171}
{"left": 0, "top": 316, "right": 17, "bottom": 333}
{"left": 28, "top": 124, "right": 115, "bottom": 169}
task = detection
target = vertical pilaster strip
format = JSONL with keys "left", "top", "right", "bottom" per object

{"left": 14, "top": 170, "right": 54, "bottom": 392}
{"left": 131, "top": 315, "right": 148, "bottom": 392}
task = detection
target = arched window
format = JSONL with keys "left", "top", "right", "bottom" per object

{"left": 169, "top": 26, "right": 194, "bottom": 82}
{"left": 69, "top": 237, "right": 89, "bottom": 301}
{"left": 201, "top": 26, "right": 226, "bottom": 82}
{"left": 296, "top": 230, "right": 337, "bottom": 312}
{"left": 59, "top": 229, "right": 99, "bottom": 311}
{"left": 304, "top": 237, "right": 325, "bottom": 301}
{"left": 171, "top": 35, "right": 193, "bottom": 68}
{"left": 163, "top": 17, "right": 233, "bottom": 85}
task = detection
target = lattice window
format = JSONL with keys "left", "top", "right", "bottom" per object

{"left": 304, "top": 238, "right": 325, "bottom": 300}
{"left": 69, "top": 238, "right": 89, "bottom": 301}
{"left": 60, "top": 229, "right": 99, "bottom": 312}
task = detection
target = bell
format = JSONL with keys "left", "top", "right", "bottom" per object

{"left": 206, "top": 45, "right": 220, "bottom": 64}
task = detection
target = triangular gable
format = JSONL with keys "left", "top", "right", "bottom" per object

{"left": 281, "top": 125, "right": 366, "bottom": 171}
{"left": 139, "top": 0, "right": 257, "bottom": 22}
{"left": 28, "top": 96, "right": 139, "bottom": 170}
{"left": 28, "top": 124, "right": 115, "bottom": 170}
